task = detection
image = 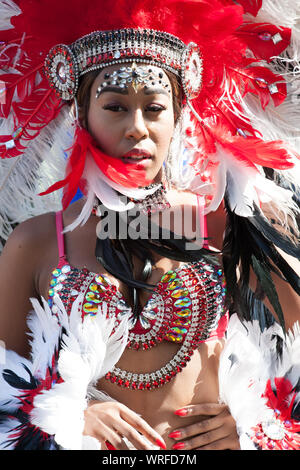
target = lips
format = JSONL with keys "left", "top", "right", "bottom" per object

{"left": 121, "top": 149, "right": 153, "bottom": 162}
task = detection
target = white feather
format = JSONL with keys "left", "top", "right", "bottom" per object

{"left": 27, "top": 297, "right": 61, "bottom": 378}
{"left": 30, "top": 293, "right": 129, "bottom": 449}
{"left": 219, "top": 313, "right": 300, "bottom": 449}
{"left": 0, "top": 107, "right": 71, "bottom": 250}
{"left": 0, "top": 0, "right": 21, "bottom": 31}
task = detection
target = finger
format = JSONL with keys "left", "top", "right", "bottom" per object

{"left": 115, "top": 421, "right": 159, "bottom": 450}
{"left": 172, "top": 426, "right": 228, "bottom": 450}
{"left": 120, "top": 406, "right": 166, "bottom": 449}
{"left": 196, "top": 436, "right": 241, "bottom": 451}
{"left": 90, "top": 421, "right": 130, "bottom": 451}
{"left": 175, "top": 403, "right": 227, "bottom": 418}
{"left": 105, "top": 441, "right": 116, "bottom": 450}
{"left": 169, "top": 414, "right": 223, "bottom": 441}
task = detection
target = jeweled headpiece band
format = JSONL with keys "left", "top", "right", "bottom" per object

{"left": 44, "top": 28, "right": 203, "bottom": 102}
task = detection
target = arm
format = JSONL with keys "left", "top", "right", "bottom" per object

{"left": 0, "top": 218, "right": 41, "bottom": 357}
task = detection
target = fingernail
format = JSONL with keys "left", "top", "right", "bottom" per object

{"left": 168, "top": 430, "right": 182, "bottom": 439}
{"left": 105, "top": 441, "right": 116, "bottom": 450}
{"left": 156, "top": 438, "right": 167, "bottom": 450}
{"left": 174, "top": 408, "right": 188, "bottom": 417}
{"left": 172, "top": 442, "right": 185, "bottom": 450}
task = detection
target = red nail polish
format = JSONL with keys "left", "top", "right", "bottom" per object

{"left": 168, "top": 430, "right": 182, "bottom": 439}
{"left": 105, "top": 441, "right": 116, "bottom": 450}
{"left": 172, "top": 442, "right": 185, "bottom": 450}
{"left": 156, "top": 438, "right": 167, "bottom": 450}
{"left": 174, "top": 408, "right": 188, "bottom": 417}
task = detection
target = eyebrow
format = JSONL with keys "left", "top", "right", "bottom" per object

{"left": 97, "top": 86, "right": 170, "bottom": 97}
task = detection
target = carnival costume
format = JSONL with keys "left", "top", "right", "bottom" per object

{"left": 0, "top": 0, "right": 300, "bottom": 450}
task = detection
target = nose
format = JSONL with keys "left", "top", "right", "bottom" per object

{"left": 125, "top": 108, "right": 149, "bottom": 141}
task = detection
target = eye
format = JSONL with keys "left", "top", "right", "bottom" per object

{"left": 103, "top": 104, "right": 126, "bottom": 112}
{"left": 146, "top": 104, "right": 166, "bottom": 112}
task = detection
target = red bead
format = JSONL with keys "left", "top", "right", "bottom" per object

{"left": 145, "top": 383, "right": 151, "bottom": 390}
{"left": 138, "top": 383, "right": 145, "bottom": 390}
{"left": 131, "top": 382, "right": 137, "bottom": 390}
{"left": 124, "top": 380, "right": 130, "bottom": 388}
{"left": 110, "top": 376, "right": 117, "bottom": 383}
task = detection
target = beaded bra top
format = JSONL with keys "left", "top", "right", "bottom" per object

{"left": 47, "top": 211, "right": 228, "bottom": 391}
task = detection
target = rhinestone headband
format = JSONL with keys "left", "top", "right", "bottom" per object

{"left": 95, "top": 63, "right": 172, "bottom": 97}
{"left": 44, "top": 28, "right": 203, "bottom": 102}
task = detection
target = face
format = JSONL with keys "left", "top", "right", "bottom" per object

{"left": 87, "top": 63, "right": 175, "bottom": 183}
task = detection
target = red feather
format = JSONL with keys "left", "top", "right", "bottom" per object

{"left": 236, "top": 23, "right": 291, "bottom": 61}
{"left": 232, "top": 65, "right": 287, "bottom": 109}
{"left": 12, "top": 87, "right": 61, "bottom": 139}
{"left": 0, "top": 59, "right": 44, "bottom": 118}
{"left": 191, "top": 120, "right": 296, "bottom": 172}
{"left": 233, "top": 0, "right": 262, "bottom": 17}
{"left": 0, "top": 134, "right": 25, "bottom": 158}
{"left": 40, "top": 127, "right": 152, "bottom": 210}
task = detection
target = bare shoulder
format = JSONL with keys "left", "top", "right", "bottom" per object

{"left": 0, "top": 212, "right": 55, "bottom": 356}
{"left": 4, "top": 211, "right": 57, "bottom": 254}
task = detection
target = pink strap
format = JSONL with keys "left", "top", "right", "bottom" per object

{"left": 55, "top": 211, "right": 66, "bottom": 260}
{"left": 197, "top": 194, "right": 209, "bottom": 248}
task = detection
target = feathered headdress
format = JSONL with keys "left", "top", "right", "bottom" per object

{"left": 0, "top": 0, "right": 299, "bottom": 327}
{"left": 0, "top": 0, "right": 299, "bottom": 219}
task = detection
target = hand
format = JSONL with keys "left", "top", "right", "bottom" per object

{"left": 83, "top": 401, "right": 166, "bottom": 450}
{"left": 168, "top": 403, "right": 240, "bottom": 450}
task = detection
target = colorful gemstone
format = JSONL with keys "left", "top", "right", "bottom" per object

{"left": 174, "top": 308, "right": 191, "bottom": 318}
{"left": 95, "top": 274, "right": 109, "bottom": 286}
{"left": 161, "top": 271, "right": 177, "bottom": 283}
{"left": 171, "top": 326, "right": 188, "bottom": 335}
{"left": 255, "top": 77, "right": 268, "bottom": 88}
{"left": 165, "top": 332, "right": 183, "bottom": 343}
{"left": 173, "top": 318, "right": 191, "bottom": 327}
{"left": 83, "top": 303, "right": 98, "bottom": 314}
{"left": 52, "top": 269, "right": 61, "bottom": 277}
{"left": 171, "top": 288, "right": 189, "bottom": 299}
{"left": 167, "top": 278, "right": 183, "bottom": 290}
{"left": 89, "top": 283, "right": 100, "bottom": 292}
{"left": 85, "top": 292, "right": 101, "bottom": 303}
{"left": 174, "top": 297, "right": 192, "bottom": 308}
{"left": 258, "top": 32, "right": 272, "bottom": 41}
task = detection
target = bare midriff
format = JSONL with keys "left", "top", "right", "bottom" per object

{"left": 97, "top": 338, "right": 224, "bottom": 449}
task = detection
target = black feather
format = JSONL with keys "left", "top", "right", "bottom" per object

{"left": 2, "top": 364, "right": 39, "bottom": 390}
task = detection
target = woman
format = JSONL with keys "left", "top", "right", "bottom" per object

{"left": 0, "top": 0, "right": 300, "bottom": 451}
